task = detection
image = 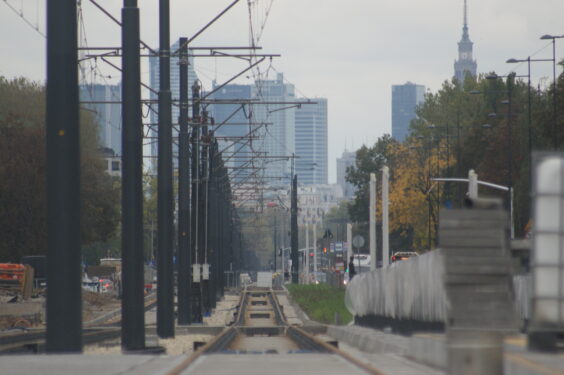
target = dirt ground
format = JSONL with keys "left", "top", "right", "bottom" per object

{"left": 82, "top": 291, "right": 121, "bottom": 323}
{"left": 0, "top": 289, "right": 121, "bottom": 330}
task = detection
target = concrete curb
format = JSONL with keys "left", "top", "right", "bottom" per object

{"left": 407, "top": 334, "right": 446, "bottom": 370}
{"left": 326, "top": 325, "right": 409, "bottom": 354}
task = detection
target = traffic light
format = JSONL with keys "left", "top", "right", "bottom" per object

{"left": 323, "top": 247, "right": 327, "bottom": 253}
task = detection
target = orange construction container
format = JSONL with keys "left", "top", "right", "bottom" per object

{"left": 0, "top": 263, "right": 25, "bottom": 280}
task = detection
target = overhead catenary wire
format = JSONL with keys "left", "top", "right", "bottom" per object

{"left": 2, "top": 0, "right": 45, "bottom": 37}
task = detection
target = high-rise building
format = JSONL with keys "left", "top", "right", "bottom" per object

{"left": 336, "top": 150, "right": 356, "bottom": 198}
{"left": 148, "top": 40, "right": 198, "bottom": 171}
{"left": 391, "top": 82, "right": 425, "bottom": 142}
{"left": 295, "top": 98, "right": 328, "bottom": 185}
{"left": 210, "top": 83, "right": 253, "bottom": 182}
{"left": 79, "top": 83, "right": 122, "bottom": 155}
{"left": 454, "top": 0, "right": 477, "bottom": 82}
{"left": 252, "top": 73, "right": 295, "bottom": 180}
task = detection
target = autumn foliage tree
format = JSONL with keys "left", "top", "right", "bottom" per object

{"left": 0, "top": 77, "right": 120, "bottom": 262}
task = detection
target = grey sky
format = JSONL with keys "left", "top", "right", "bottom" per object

{"left": 1, "top": 0, "right": 563, "bottom": 183}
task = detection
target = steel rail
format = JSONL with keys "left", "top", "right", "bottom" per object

{"left": 165, "top": 289, "right": 388, "bottom": 375}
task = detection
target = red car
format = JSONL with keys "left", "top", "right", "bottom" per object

{"left": 391, "top": 251, "right": 418, "bottom": 263}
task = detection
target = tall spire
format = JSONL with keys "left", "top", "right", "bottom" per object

{"left": 464, "top": 0, "right": 467, "bottom": 28}
{"left": 454, "top": 0, "right": 477, "bottom": 81}
{"left": 461, "top": 0, "right": 469, "bottom": 41}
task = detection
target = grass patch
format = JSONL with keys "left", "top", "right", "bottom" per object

{"left": 286, "top": 284, "right": 352, "bottom": 325}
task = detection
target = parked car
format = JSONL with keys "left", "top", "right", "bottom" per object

{"left": 391, "top": 251, "right": 418, "bottom": 263}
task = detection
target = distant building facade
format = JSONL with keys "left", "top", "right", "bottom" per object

{"left": 454, "top": 0, "right": 477, "bottom": 82}
{"left": 297, "top": 184, "right": 343, "bottom": 225}
{"left": 252, "top": 73, "right": 296, "bottom": 180}
{"left": 210, "top": 83, "right": 253, "bottom": 183}
{"left": 99, "top": 147, "right": 121, "bottom": 177}
{"left": 391, "top": 82, "right": 425, "bottom": 142}
{"left": 79, "top": 83, "right": 122, "bottom": 155}
{"left": 148, "top": 40, "right": 198, "bottom": 171}
{"left": 271, "top": 184, "right": 343, "bottom": 225}
{"left": 295, "top": 98, "right": 328, "bottom": 185}
{"left": 336, "top": 150, "right": 356, "bottom": 198}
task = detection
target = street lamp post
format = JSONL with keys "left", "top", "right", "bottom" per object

{"left": 506, "top": 56, "right": 553, "bottom": 159}
{"left": 540, "top": 34, "right": 564, "bottom": 149}
{"left": 485, "top": 72, "right": 517, "bottom": 238}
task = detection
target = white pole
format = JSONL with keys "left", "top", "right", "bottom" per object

{"left": 313, "top": 222, "right": 317, "bottom": 273}
{"left": 305, "top": 223, "right": 309, "bottom": 284}
{"left": 382, "top": 166, "right": 389, "bottom": 267}
{"left": 369, "top": 173, "right": 377, "bottom": 270}
{"left": 468, "top": 169, "right": 478, "bottom": 199}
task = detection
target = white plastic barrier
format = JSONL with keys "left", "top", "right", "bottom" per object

{"left": 345, "top": 249, "right": 530, "bottom": 323}
{"left": 345, "top": 250, "right": 447, "bottom": 322}
{"left": 513, "top": 274, "right": 531, "bottom": 321}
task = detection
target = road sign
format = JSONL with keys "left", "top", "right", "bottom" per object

{"left": 352, "top": 235, "right": 365, "bottom": 249}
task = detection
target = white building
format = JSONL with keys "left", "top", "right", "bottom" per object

{"left": 99, "top": 147, "right": 121, "bottom": 178}
{"left": 336, "top": 150, "right": 357, "bottom": 198}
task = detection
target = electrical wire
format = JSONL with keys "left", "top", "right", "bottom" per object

{"left": 2, "top": 0, "right": 45, "bottom": 37}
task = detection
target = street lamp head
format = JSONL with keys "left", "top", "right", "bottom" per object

{"left": 501, "top": 99, "right": 510, "bottom": 105}
{"left": 469, "top": 90, "right": 482, "bottom": 95}
{"left": 482, "top": 124, "right": 492, "bottom": 129}
{"left": 486, "top": 73, "right": 499, "bottom": 80}
{"left": 506, "top": 58, "right": 520, "bottom": 64}
{"left": 540, "top": 34, "right": 554, "bottom": 40}
{"left": 488, "top": 112, "right": 497, "bottom": 118}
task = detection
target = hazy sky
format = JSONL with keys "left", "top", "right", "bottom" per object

{"left": 1, "top": 0, "right": 563, "bottom": 183}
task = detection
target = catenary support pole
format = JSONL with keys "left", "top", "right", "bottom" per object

{"left": 200, "top": 112, "right": 210, "bottom": 314}
{"left": 208, "top": 141, "right": 218, "bottom": 308}
{"left": 177, "top": 37, "right": 191, "bottom": 325}
{"left": 190, "top": 81, "right": 203, "bottom": 322}
{"left": 382, "top": 166, "right": 389, "bottom": 267}
{"left": 157, "top": 0, "right": 174, "bottom": 338}
{"left": 46, "top": 0, "right": 82, "bottom": 353}
{"left": 121, "top": 0, "right": 145, "bottom": 350}
{"left": 369, "top": 173, "right": 377, "bottom": 270}
{"left": 291, "top": 175, "right": 299, "bottom": 283}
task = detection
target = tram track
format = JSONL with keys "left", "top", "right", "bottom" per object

{"left": 167, "top": 288, "right": 386, "bottom": 375}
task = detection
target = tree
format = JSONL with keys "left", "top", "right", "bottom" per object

{"left": 0, "top": 77, "right": 120, "bottom": 262}
{"left": 346, "top": 135, "right": 397, "bottom": 223}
